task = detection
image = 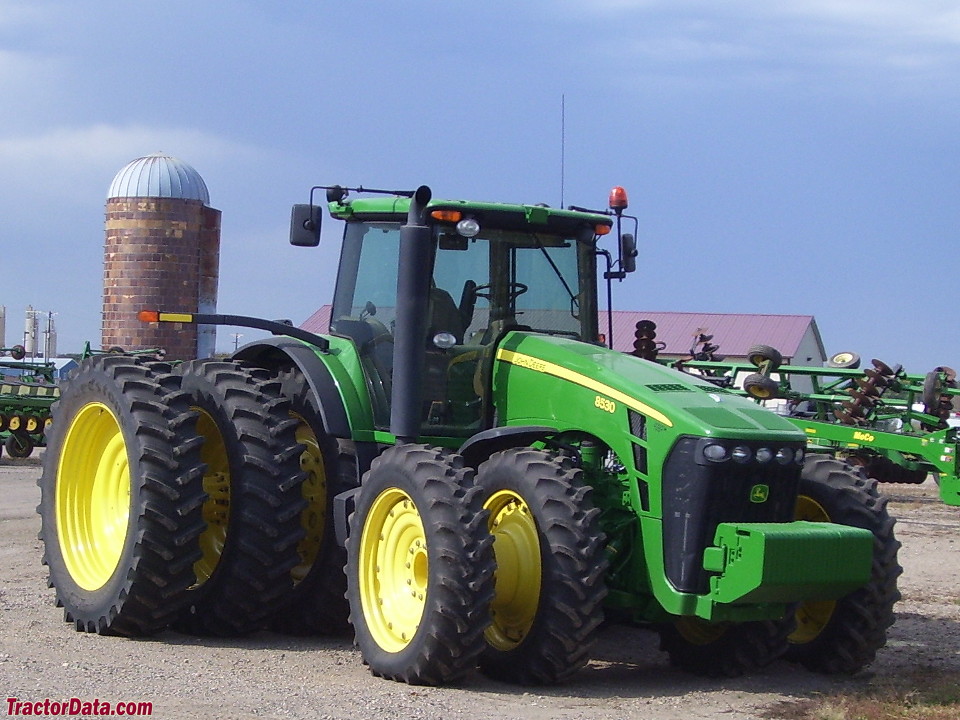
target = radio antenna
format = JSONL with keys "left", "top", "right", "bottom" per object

{"left": 560, "top": 93, "right": 566, "bottom": 208}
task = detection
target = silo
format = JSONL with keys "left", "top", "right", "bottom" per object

{"left": 103, "top": 153, "right": 221, "bottom": 360}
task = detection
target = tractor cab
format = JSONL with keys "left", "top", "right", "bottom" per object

{"left": 294, "top": 187, "right": 618, "bottom": 440}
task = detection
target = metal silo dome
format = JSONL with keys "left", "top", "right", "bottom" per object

{"left": 107, "top": 152, "right": 210, "bottom": 205}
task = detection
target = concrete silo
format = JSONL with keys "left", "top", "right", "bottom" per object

{"left": 103, "top": 153, "right": 221, "bottom": 360}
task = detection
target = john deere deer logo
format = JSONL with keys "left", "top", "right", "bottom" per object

{"left": 750, "top": 484, "right": 769, "bottom": 503}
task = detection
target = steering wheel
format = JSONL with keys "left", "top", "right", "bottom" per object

{"left": 472, "top": 282, "right": 529, "bottom": 302}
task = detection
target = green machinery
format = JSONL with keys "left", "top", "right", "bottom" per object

{"left": 656, "top": 342, "right": 960, "bottom": 506}
{"left": 38, "top": 185, "right": 899, "bottom": 685}
{"left": 0, "top": 348, "right": 57, "bottom": 459}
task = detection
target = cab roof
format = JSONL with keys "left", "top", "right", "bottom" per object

{"left": 328, "top": 195, "right": 614, "bottom": 236}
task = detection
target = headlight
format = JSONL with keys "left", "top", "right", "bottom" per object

{"left": 731, "top": 446, "right": 752, "bottom": 463}
{"left": 775, "top": 447, "right": 794, "bottom": 465}
{"left": 703, "top": 443, "right": 730, "bottom": 462}
{"left": 456, "top": 217, "right": 480, "bottom": 237}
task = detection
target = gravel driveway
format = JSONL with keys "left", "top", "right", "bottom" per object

{"left": 1, "top": 457, "right": 957, "bottom": 720}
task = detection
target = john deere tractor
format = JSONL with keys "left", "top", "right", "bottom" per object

{"left": 39, "top": 184, "right": 899, "bottom": 685}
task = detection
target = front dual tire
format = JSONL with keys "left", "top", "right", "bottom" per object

{"left": 346, "top": 444, "right": 495, "bottom": 685}
{"left": 476, "top": 448, "right": 608, "bottom": 685}
{"left": 346, "top": 445, "right": 608, "bottom": 686}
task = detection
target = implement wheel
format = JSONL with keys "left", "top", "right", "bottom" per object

{"left": 37, "top": 356, "right": 205, "bottom": 635}
{"left": 346, "top": 444, "right": 495, "bottom": 685}
{"left": 827, "top": 351, "right": 861, "bottom": 369}
{"left": 475, "top": 448, "right": 607, "bottom": 685}
{"left": 743, "top": 373, "right": 779, "bottom": 400}
{"left": 747, "top": 344, "right": 783, "bottom": 371}
{"left": 270, "top": 368, "right": 351, "bottom": 636}
{"left": 174, "top": 360, "right": 307, "bottom": 636}
{"left": 658, "top": 617, "right": 792, "bottom": 677}
{"left": 5, "top": 432, "right": 34, "bottom": 458}
{"left": 784, "top": 454, "right": 901, "bottom": 673}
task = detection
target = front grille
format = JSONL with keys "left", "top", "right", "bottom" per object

{"left": 661, "top": 436, "right": 803, "bottom": 594}
{"left": 646, "top": 383, "right": 693, "bottom": 393}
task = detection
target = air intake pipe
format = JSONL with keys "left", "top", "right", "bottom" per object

{"left": 390, "top": 185, "right": 433, "bottom": 444}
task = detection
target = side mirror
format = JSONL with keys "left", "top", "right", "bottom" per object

{"left": 290, "top": 204, "right": 320, "bottom": 247}
{"left": 620, "top": 232, "right": 637, "bottom": 273}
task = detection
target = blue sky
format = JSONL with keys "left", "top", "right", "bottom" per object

{"left": 1, "top": 1, "right": 958, "bottom": 372}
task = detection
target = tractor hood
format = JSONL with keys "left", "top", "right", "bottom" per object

{"left": 492, "top": 332, "right": 804, "bottom": 441}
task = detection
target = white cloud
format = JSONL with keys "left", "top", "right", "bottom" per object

{"left": 778, "top": 0, "right": 960, "bottom": 44}
{"left": 0, "top": 0, "right": 49, "bottom": 30}
{"left": 0, "top": 124, "right": 265, "bottom": 204}
{"left": 561, "top": 0, "right": 960, "bottom": 79}
{"left": 0, "top": 47, "right": 63, "bottom": 97}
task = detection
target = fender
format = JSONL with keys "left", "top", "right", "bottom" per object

{"left": 233, "top": 337, "right": 350, "bottom": 438}
{"left": 459, "top": 425, "right": 558, "bottom": 468}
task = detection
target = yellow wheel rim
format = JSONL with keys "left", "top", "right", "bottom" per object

{"left": 484, "top": 490, "right": 541, "bottom": 651}
{"left": 358, "top": 488, "right": 428, "bottom": 653}
{"left": 675, "top": 616, "right": 728, "bottom": 645}
{"left": 790, "top": 494, "right": 838, "bottom": 644}
{"left": 193, "top": 409, "right": 230, "bottom": 585}
{"left": 291, "top": 414, "right": 327, "bottom": 585}
{"left": 9, "top": 415, "right": 21, "bottom": 431}
{"left": 56, "top": 402, "right": 131, "bottom": 591}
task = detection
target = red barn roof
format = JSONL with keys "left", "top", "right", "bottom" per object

{"left": 604, "top": 310, "right": 823, "bottom": 360}
{"left": 301, "top": 306, "right": 823, "bottom": 362}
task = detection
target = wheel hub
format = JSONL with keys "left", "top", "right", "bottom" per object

{"left": 359, "top": 488, "right": 428, "bottom": 652}
{"left": 484, "top": 490, "right": 541, "bottom": 650}
{"left": 56, "top": 402, "right": 131, "bottom": 591}
{"left": 193, "top": 409, "right": 230, "bottom": 585}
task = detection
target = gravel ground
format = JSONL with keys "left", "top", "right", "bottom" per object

{"left": 1, "top": 455, "right": 958, "bottom": 720}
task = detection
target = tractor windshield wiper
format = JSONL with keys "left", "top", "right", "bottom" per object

{"left": 532, "top": 234, "right": 579, "bottom": 317}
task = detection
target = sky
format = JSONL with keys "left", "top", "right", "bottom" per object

{"left": 1, "top": 0, "right": 958, "bottom": 372}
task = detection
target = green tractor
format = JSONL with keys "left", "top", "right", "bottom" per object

{"left": 39, "top": 184, "right": 900, "bottom": 685}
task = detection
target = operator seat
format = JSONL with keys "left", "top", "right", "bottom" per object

{"left": 427, "top": 287, "right": 466, "bottom": 344}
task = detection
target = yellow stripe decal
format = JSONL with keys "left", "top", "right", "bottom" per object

{"left": 158, "top": 312, "right": 194, "bottom": 323}
{"left": 496, "top": 349, "right": 673, "bottom": 427}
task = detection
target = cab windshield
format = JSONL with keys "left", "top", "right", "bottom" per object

{"left": 329, "top": 219, "right": 597, "bottom": 432}
{"left": 330, "top": 222, "right": 590, "bottom": 342}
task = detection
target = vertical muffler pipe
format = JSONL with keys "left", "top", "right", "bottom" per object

{"left": 390, "top": 185, "right": 433, "bottom": 444}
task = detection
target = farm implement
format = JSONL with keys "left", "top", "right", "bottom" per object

{"left": 656, "top": 341, "right": 960, "bottom": 507}
{"left": 0, "top": 351, "right": 57, "bottom": 459}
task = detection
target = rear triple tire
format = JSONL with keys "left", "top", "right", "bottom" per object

{"left": 174, "top": 360, "right": 307, "bottom": 636}
{"left": 784, "top": 454, "right": 901, "bottom": 673}
{"left": 475, "top": 448, "right": 608, "bottom": 685}
{"left": 37, "top": 356, "right": 206, "bottom": 635}
{"left": 346, "top": 444, "right": 495, "bottom": 685}
{"left": 269, "top": 368, "right": 352, "bottom": 636}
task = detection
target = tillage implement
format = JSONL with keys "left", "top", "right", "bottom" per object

{"left": 39, "top": 185, "right": 899, "bottom": 684}
{"left": 664, "top": 344, "right": 960, "bottom": 507}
